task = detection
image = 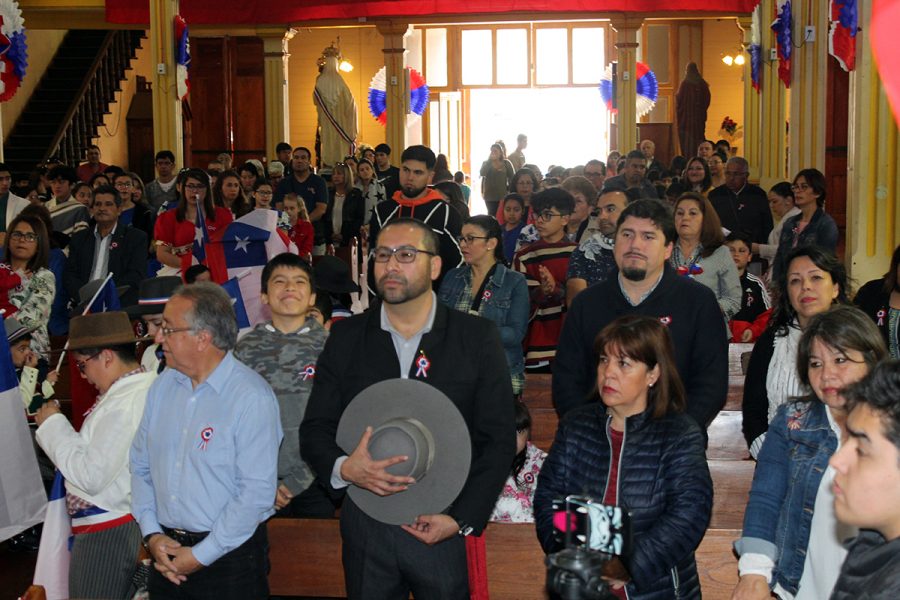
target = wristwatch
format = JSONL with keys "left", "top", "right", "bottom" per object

{"left": 142, "top": 532, "right": 161, "bottom": 551}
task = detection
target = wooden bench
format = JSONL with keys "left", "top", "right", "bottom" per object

{"left": 267, "top": 519, "right": 740, "bottom": 599}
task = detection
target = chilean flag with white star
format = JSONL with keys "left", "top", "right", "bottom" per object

{"left": 206, "top": 209, "right": 297, "bottom": 325}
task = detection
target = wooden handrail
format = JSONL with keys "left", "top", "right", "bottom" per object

{"left": 43, "top": 31, "right": 119, "bottom": 165}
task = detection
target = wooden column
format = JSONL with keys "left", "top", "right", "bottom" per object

{"left": 757, "top": 0, "right": 788, "bottom": 190}
{"left": 610, "top": 16, "right": 643, "bottom": 154}
{"left": 376, "top": 22, "right": 411, "bottom": 165}
{"left": 846, "top": 0, "right": 900, "bottom": 283}
{"left": 737, "top": 15, "right": 762, "bottom": 181}
{"left": 787, "top": 0, "right": 828, "bottom": 175}
{"left": 260, "top": 28, "right": 296, "bottom": 157}
{"left": 150, "top": 0, "right": 183, "bottom": 166}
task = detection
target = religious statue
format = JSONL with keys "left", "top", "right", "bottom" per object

{"left": 675, "top": 62, "right": 711, "bottom": 157}
{"left": 314, "top": 46, "right": 358, "bottom": 168}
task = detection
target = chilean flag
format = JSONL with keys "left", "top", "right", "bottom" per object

{"left": 205, "top": 209, "right": 297, "bottom": 326}
{"left": 829, "top": 0, "right": 858, "bottom": 72}
{"left": 771, "top": 0, "right": 792, "bottom": 88}
{"left": 32, "top": 472, "right": 69, "bottom": 599}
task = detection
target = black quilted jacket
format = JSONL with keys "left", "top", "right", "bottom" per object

{"left": 534, "top": 403, "right": 713, "bottom": 599}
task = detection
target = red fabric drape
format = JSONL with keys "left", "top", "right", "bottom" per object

{"left": 465, "top": 533, "right": 490, "bottom": 600}
{"left": 107, "top": 0, "right": 759, "bottom": 25}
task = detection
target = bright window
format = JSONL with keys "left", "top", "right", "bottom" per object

{"left": 461, "top": 29, "right": 493, "bottom": 85}
{"left": 425, "top": 28, "right": 449, "bottom": 87}
{"left": 535, "top": 28, "right": 568, "bottom": 85}
{"left": 496, "top": 29, "right": 529, "bottom": 85}
{"left": 572, "top": 28, "right": 605, "bottom": 84}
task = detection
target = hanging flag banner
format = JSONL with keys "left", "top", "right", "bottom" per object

{"left": 828, "top": 0, "right": 858, "bottom": 72}
{"left": 750, "top": 2, "right": 762, "bottom": 92}
{"left": 174, "top": 15, "right": 190, "bottom": 100}
{"left": 871, "top": 0, "right": 900, "bottom": 128}
{"left": 771, "top": 0, "right": 793, "bottom": 88}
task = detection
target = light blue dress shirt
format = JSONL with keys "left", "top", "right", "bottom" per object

{"left": 130, "top": 351, "right": 282, "bottom": 566}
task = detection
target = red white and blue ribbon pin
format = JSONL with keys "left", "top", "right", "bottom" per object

{"left": 301, "top": 364, "right": 316, "bottom": 381}
{"left": 877, "top": 309, "right": 886, "bottom": 327}
{"left": 415, "top": 350, "right": 431, "bottom": 378}
{"left": 659, "top": 316, "right": 673, "bottom": 326}
{"left": 198, "top": 426, "right": 214, "bottom": 450}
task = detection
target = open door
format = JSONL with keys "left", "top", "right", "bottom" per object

{"left": 427, "top": 91, "right": 465, "bottom": 175}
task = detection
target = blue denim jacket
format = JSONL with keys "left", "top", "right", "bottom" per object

{"left": 735, "top": 400, "right": 837, "bottom": 595}
{"left": 438, "top": 264, "right": 529, "bottom": 376}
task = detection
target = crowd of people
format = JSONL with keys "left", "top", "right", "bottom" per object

{"left": 4, "top": 136, "right": 900, "bottom": 600}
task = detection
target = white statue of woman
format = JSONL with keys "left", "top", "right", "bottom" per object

{"left": 314, "top": 49, "right": 358, "bottom": 168}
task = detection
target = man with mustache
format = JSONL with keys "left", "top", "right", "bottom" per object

{"left": 300, "top": 218, "right": 515, "bottom": 599}
{"left": 368, "top": 145, "right": 463, "bottom": 287}
{"left": 553, "top": 198, "right": 728, "bottom": 435}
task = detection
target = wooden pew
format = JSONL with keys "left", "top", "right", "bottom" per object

{"left": 267, "top": 518, "right": 741, "bottom": 599}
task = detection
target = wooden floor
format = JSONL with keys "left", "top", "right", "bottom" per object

{"left": 0, "top": 344, "right": 756, "bottom": 599}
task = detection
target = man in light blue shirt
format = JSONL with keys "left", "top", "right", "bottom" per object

{"left": 130, "top": 282, "right": 282, "bottom": 599}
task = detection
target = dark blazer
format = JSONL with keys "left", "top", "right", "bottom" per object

{"left": 300, "top": 301, "right": 516, "bottom": 534}
{"left": 63, "top": 221, "right": 148, "bottom": 307}
{"left": 709, "top": 183, "right": 773, "bottom": 244}
{"left": 324, "top": 187, "right": 365, "bottom": 247}
{"left": 127, "top": 201, "right": 155, "bottom": 248}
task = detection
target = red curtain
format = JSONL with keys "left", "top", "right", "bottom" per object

{"left": 107, "top": 0, "right": 759, "bottom": 25}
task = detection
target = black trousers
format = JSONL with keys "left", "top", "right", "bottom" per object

{"left": 340, "top": 498, "right": 468, "bottom": 600}
{"left": 148, "top": 524, "right": 269, "bottom": 600}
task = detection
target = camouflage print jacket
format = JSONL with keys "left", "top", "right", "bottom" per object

{"left": 234, "top": 318, "right": 328, "bottom": 495}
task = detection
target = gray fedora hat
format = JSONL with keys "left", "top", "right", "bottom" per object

{"left": 336, "top": 379, "right": 471, "bottom": 525}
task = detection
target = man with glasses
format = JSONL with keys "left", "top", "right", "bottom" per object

{"left": 601, "top": 149, "right": 659, "bottom": 199}
{"left": 131, "top": 282, "right": 281, "bottom": 599}
{"left": 63, "top": 184, "right": 147, "bottom": 308}
{"left": 369, "top": 145, "right": 463, "bottom": 287}
{"left": 112, "top": 172, "right": 154, "bottom": 242}
{"left": 709, "top": 156, "right": 773, "bottom": 246}
{"left": 144, "top": 150, "right": 178, "bottom": 213}
{"left": 583, "top": 159, "right": 607, "bottom": 193}
{"left": 301, "top": 218, "right": 514, "bottom": 600}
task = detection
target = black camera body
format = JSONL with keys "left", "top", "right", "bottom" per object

{"left": 545, "top": 495, "right": 632, "bottom": 600}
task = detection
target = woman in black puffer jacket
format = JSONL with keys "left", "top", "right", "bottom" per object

{"left": 535, "top": 315, "right": 713, "bottom": 599}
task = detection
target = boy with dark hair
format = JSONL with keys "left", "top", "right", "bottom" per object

{"left": 233, "top": 253, "right": 333, "bottom": 517}
{"left": 46, "top": 165, "right": 89, "bottom": 238}
{"left": 725, "top": 232, "right": 771, "bottom": 342}
{"left": 514, "top": 188, "right": 577, "bottom": 370}
{"left": 829, "top": 361, "right": 900, "bottom": 598}
{"left": 374, "top": 142, "right": 401, "bottom": 199}
{"left": 145, "top": 150, "right": 178, "bottom": 212}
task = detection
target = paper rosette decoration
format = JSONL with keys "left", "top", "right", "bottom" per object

{"left": 599, "top": 61, "right": 659, "bottom": 119}
{"left": 174, "top": 15, "right": 190, "bottom": 100}
{"left": 368, "top": 66, "right": 429, "bottom": 126}
{"left": 0, "top": 0, "right": 27, "bottom": 103}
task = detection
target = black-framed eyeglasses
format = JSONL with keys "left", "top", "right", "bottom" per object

{"left": 536, "top": 210, "right": 566, "bottom": 222}
{"left": 159, "top": 326, "right": 193, "bottom": 338}
{"left": 372, "top": 246, "right": 437, "bottom": 263}
{"left": 10, "top": 231, "right": 39, "bottom": 242}
{"left": 184, "top": 183, "right": 205, "bottom": 191}
{"left": 457, "top": 234, "right": 489, "bottom": 245}
{"left": 75, "top": 351, "right": 102, "bottom": 373}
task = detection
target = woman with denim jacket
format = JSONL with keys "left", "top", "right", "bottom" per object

{"left": 438, "top": 215, "right": 529, "bottom": 396}
{"left": 733, "top": 306, "right": 887, "bottom": 600}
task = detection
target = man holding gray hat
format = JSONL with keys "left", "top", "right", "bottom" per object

{"left": 301, "top": 217, "right": 515, "bottom": 599}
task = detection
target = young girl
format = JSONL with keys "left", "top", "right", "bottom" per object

{"left": 490, "top": 401, "right": 547, "bottom": 523}
{"left": 501, "top": 193, "right": 526, "bottom": 263}
{"left": 284, "top": 193, "right": 314, "bottom": 257}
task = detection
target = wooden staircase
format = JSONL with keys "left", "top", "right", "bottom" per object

{"left": 4, "top": 29, "right": 145, "bottom": 175}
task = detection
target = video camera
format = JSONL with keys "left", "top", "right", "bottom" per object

{"left": 545, "top": 495, "right": 632, "bottom": 600}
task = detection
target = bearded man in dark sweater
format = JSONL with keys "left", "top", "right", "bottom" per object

{"left": 552, "top": 198, "right": 728, "bottom": 432}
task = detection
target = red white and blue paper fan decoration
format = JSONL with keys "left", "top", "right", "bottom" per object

{"left": 174, "top": 15, "right": 190, "bottom": 100}
{"left": 0, "top": 0, "right": 27, "bottom": 103}
{"left": 599, "top": 61, "right": 658, "bottom": 118}
{"left": 368, "top": 66, "right": 429, "bottom": 126}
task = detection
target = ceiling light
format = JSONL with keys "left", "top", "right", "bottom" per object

{"left": 722, "top": 54, "right": 734, "bottom": 66}
{"left": 339, "top": 60, "right": 354, "bottom": 73}
{"left": 734, "top": 54, "right": 746, "bottom": 66}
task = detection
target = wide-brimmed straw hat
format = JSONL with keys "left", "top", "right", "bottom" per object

{"left": 336, "top": 379, "right": 471, "bottom": 525}
{"left": 68, "top": 311, "right": 151, "bottom": 351}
